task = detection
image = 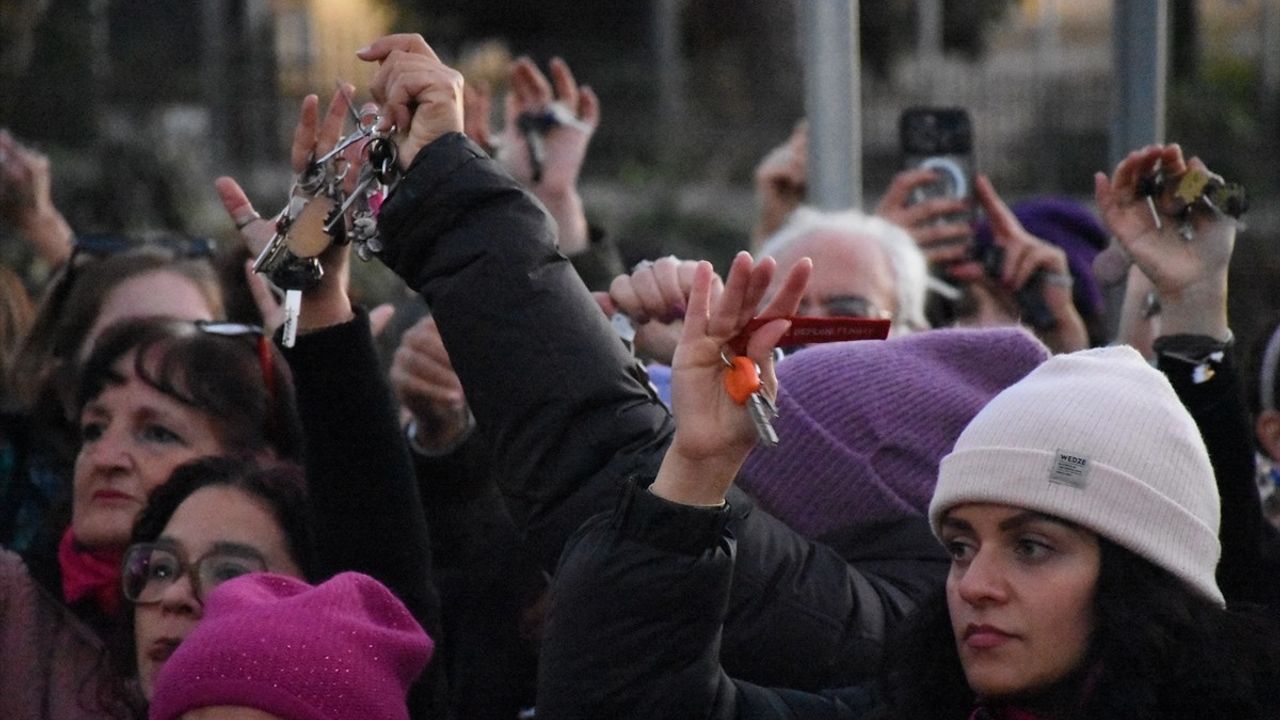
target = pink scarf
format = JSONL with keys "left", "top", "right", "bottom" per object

{"left": 58, "top": 528, "right": 124, "bottom": 617}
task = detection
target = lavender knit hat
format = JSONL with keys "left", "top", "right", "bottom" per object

{"left": 737, "top": 327, "right": 1049, "bottom": 539}
{"left": 149, "top": 572, "right": 434, "bottom": 720}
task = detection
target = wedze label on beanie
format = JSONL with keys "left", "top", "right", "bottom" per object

{"left": 1048, "top": 450, "right": 1090, "bottom": 489}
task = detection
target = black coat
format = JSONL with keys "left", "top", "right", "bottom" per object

{"left": 1157, "top": 349, "right": 1280, "bottom": 610}
{"left": 376, "top": 133, "right": 949, "bottom": 704}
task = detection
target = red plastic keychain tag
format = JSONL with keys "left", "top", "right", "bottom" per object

{"left": 727, "top": 316, "right": 890, "bottom": 356}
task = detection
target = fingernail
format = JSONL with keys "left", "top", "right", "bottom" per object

{"left": 356, "top": 45, "right": 371, "bottom": 55}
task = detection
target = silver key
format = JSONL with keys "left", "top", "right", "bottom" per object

{"left": 747, "top": 392, "right": 779, "bottom": 448}
{"left": 281, "top": 288, "right": 303, "bottom": 348}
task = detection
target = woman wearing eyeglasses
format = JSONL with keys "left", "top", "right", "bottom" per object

{"left": 0, "top": 316, "right": 302, "bottom": 719}
{"left": 1, "top": 88, "right": 442, "bottom": 718}
{"left": 119, "top": 457, "right": 317, "bottom": 705}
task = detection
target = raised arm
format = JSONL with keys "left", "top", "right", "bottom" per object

{"left": 362, "top": 34, "right": 673, "bottom": 570}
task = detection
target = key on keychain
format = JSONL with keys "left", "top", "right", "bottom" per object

{"left": 722, "top": 355, "right": 779, "bottom": 448}
{"left": 272, "top": 258, "right": 324, "bottom": 348}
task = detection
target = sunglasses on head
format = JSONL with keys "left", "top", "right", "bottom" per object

{"left": 194, "top": 321, "right": 276, "bottom": 406}
{"left": 70, "top": 233, "right": 215, "bottom": 262}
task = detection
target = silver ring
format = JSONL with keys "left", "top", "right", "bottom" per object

{"left": 235, "top": 213, "right": 262, "bottom": 231}
{"left": 631, "top": 259, "right": 654, "bottom": 274}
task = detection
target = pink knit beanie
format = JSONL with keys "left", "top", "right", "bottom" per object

{"left": 737, "top": 327, "right": 1050, "bottom": 539}
{"left": 149, "top": 572, "right": 434, "bottom": 720}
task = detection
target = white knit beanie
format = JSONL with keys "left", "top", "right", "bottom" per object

{"left": 929, "top": 345, "right": 1223, "bottom": 606}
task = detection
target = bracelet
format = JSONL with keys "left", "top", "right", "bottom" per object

{"left": 405, "top": 408, "right": 476, "bottom": 458}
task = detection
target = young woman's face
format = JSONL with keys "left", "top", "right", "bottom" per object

{"left": 134, "top": 485, "right": 303, "bottom": 698}
{"left": 941, "top": 503, "right": 1100, "bottom": 700}
{"left": 72, "top": 354, "right": 227, "bottom": 548}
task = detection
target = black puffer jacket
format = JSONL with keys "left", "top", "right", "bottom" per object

{"left": 376, "top": 132, "right": 949, "bottom": 698}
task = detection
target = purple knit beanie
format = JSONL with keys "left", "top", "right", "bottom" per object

{"left": 974, "top": 197, "right": 1110, "bottom": 318}
{"left": 149, "top": 572, "right": 434, "bottom": 720}
{"left": 737, "top": 327, "right": 1049, "bottom": 539}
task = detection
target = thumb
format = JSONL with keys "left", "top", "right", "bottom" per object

{"left": 369, "top": 303, "right": 397, "bottom": 337}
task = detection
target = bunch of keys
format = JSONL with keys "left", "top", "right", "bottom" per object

{"left": 719, "top": 316, "right": 892, "bottom": 449}
{"left": 1137, "top": 165, "right": 1249, "bottom": 241}
{"left": 722, "top": 353, "right": 779, "bottom": 448}
{"left": 516, "top": 102, "right": 593, "bottom": 183}
{"left": 253, "top": 104, "right": 400, "bottom": 346}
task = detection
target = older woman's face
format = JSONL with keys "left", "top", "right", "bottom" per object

{"left": 71, "top": 354, "right": 226, "bottom": 549}
{"left": 135, "top": 485, "right": 303, "bottom": 698}
{"left": 940, "top": 503, "right": 1100, "bottom": 699}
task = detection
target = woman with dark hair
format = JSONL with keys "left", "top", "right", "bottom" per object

{"left": 1, "top": 242, "right": 222, "bottom": 553}
{"left": 115, "top": 456, "right": 318, "bottom": 706}
{"left": 536, "top": 251, "right": 1280, "bottom": 719}
{"left": 533, "top": 139, "right": 1280, "bottom": 720}
{"left": 0, "top": 318, "right": 299, "bottom": 719}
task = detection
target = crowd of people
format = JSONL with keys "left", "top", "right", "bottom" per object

{"left": 1, "top": 29, "right": 1278, "bottom": 720}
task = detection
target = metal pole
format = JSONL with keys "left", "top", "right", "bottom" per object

{"left": 799, "top": 0, "right": 861, "bottom": 210}
{"left": 654, "top": 0, "right": 686, "bottom": 167}
{"left": 1108, "top": 1, "right": 1168, "bottom": 168}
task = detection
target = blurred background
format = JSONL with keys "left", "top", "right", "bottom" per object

{"left": 2, "top": 0, "right": 1278, "bottom": 345}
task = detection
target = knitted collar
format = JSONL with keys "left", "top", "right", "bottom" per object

{"left": 58, "top": 527, "right": 124, "bottom": 617}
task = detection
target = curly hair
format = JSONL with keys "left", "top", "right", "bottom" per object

{"left": 875, "top": 539, "right": 1280, "bottom": 720}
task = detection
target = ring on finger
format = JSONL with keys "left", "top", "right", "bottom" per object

{"left": 235, "top": 212, "right": 263, "bottom": 231}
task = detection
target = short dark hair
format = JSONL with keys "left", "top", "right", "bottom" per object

{"left": 875, "top": 539, "right": 1280, "bottom": 719}
{"left": 101, "top": 455, "right": 318, "bottom": 713}
{"left": 129, "top": 455, "right": 317, "bottom": 579}
{"left": 76, "top": 317, "right": 304, "bottom": 463}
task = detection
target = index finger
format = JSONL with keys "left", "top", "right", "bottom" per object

{"left": 357, "top": 34, "right": 439, "bottom": 63}
{"left": 757, "top": 257, "right": 811, "bottom": 319}
{"left": 315, "top": 84, "right": 354, "bottom": 159}
{"left": 290, "top": 94, "right": 320, "bottom": 173}
{"left": 548, "top": 57, "right": 580, "bottom": 110}
{"left": 974, "top": 174, "right": 1020, "bottom": 238}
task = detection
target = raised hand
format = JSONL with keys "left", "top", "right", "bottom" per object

{"left": 753, "top": 121, "right": 808, "bottom": 243}
{"left": 1095, "top": 145, "right": 1233, "bottom": 299}
{"left": 874, "top": 168, "right": 972, "bottom": 266}
{"left": 0, "top": 129, "right": 73, "bottom": 267}
{"left": 496, "top": 57, "right": 599, "bottom": 193}
{"left": 594, "top": 256, "right": 716, "bottom": 364}
{"left": 215, "top": 87, "right": 359, "bottom": 333}
{"left": 650, "top": 252, "right": 811, "bottom": 507}
{"left": 358, "top": 34, "right": 465, "bottom": 170}
{"left": 390, "top": 314, "right": 473, "bottom": 452}
{"left": 973, "top": 174, "right": 1087, "bottom": 352}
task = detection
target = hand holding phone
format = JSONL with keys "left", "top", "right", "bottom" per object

{"left": 878, "top": 108, "right": 975, "bottom": 265}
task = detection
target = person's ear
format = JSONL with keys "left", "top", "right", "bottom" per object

{"left": 1255, "top": 409, "right": 1280, "bottom": 461}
